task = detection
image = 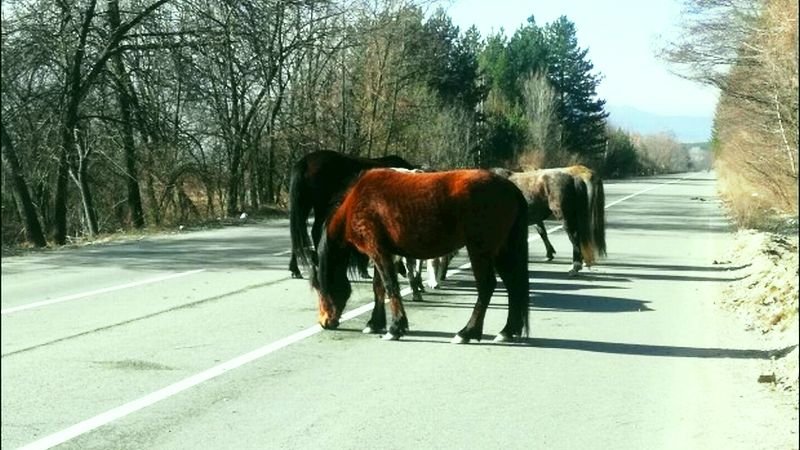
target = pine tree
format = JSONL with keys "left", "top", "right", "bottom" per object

{"left": 543, "top": 16, "right": 608, "bottom": 157}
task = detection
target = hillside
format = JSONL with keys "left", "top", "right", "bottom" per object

{"left": 607, "top": 105, "right": 713, "bottom": 143}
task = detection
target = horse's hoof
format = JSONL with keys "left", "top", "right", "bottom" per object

{"left": 493, "top": 333, "right": 514, "bottom": 343}
{"left": 451, "top": 334, "right": 470, "bottom": 344}
{"left": 363, "top": 325, "right": 384, "bottom": 334}
{"left": 381, "top": 332, "right": 401, "bottom": 341}
{"left": 291, "top": 272, "right": 303, "bottom": 279}
{"left": 546, "top": 256, "right": 554, "bottom": 262}
{"left": 412, "top": 293, "right": 423, "bottom": 302}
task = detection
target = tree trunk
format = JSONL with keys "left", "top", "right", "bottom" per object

{"left": 226, "top": 144, "right": 242, "bottom": 216}
{"left": 69, "top": 128, "right": 99, "bottom": 237}
{"left": 1, "top": 124, "right": 47, "bottom": 247}
{"left": 73, "top": 166, "right": 99, "bottom": 236}
{"left": 53, "top": 128, "right": 72, "bottom": 245}
{"left": 108, "top": 0, "right": 145, "bottom": 228}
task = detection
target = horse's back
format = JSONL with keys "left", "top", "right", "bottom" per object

{"left": 565, "top": 164, "right": 595, "bottom": 180}
{"left": 352, "top": 168, "right": 515, "bottom": 210}
{"left": 333, "top": 169, "right": 523, "bottom": 258}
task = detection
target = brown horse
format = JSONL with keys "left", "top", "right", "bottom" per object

{"left": 312, "top": 168, "right": 530, "bottom": 343}
{"left": 288, "top": 150, "right": 415, "bottom": 279}
{"left": 493, "top": 166, "right": 606, "bottom": 275}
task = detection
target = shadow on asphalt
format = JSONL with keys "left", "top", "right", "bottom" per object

{"left": 385, "top": 330, "right": 798, "bottom": 360}
{"left": 597, "top": 261, "right": 751, "bottom": 272}
{"left": 2, "top": 235, "right": 294, "bottom": 272}
{"left": 527, "top": 339, "right": 796, "bottom": 360}
{"left": 401, "top": 289, "right": 652, "bottom": 314}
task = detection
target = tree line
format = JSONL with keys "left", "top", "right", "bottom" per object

{"left": 2, "top": 0, "right": 691, "bottom": 248}
{"left": 661, "top": 0, "right": 798, "bottom": 228}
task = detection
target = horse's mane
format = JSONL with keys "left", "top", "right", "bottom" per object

{"left": 315, "top": 218, "right": 361, "bottom": 296}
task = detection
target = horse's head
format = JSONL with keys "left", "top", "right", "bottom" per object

{"left": 312, "top": 227, "right": 352, "bottom": 329}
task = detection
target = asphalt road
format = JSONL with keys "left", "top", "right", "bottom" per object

{"left": 1, "top": 172, "right": 795, "bottom": 450}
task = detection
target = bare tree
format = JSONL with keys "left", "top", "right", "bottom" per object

{"left": 1, "top": 123, "right": 47, "bottom": 246}
{"left": 661, "top": 0, "right": 798, "bottom": 215}
{"left": 521, "top": 71, "right": 562, "bottom": 159}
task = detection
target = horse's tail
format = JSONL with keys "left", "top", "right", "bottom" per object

{"left": 573, "top": 177, "right": 595, "bottom": 266}
{"left": 506, "top": 190, "right": 531, "bottom": 337}
{"left": 588, "top": 175, "right": 607, "bottom": 258}
{"left": 289, "top": 159, "right": 314, "bottom": 268}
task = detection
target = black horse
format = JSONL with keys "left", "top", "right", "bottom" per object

{"left": 288, "top": 150, "right": 416, "bottom": 279}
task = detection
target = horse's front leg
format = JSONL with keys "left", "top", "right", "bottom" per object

{"left": 373, "top": 255, "right": 409, "bottom": 340}
{"left": 535, "top": 222, "right": 556, "bottom": 261}
{"left": 363, "top": 274, "right": 387, "bottom": 334}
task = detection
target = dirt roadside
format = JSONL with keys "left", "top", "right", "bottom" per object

{"left": 715, "top": 228, "right": 799, "bottom": 411}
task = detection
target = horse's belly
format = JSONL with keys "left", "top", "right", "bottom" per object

{"left": 388, "top": 218, "right": 464, "bottom": 260}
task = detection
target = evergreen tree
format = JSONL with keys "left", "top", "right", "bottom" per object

{"left": 604, "top": 127, "right": 639, "bottom": 177}
{"left": 543, "top": 16, "right": 608, "bottom": 157}
{"left": 505, "top": 16, "right": 548, "bottom": 104}
{"left": 421, "top": 10, "right": 481, "bottom": 110}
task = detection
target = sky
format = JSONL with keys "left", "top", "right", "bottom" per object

{"left": 441, "top": 0, "right": 720, "bottom": 118}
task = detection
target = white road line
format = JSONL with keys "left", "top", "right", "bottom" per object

{"left": 605, "top": 177, "right": 685, "bottom": 208}
{"left": 18, "top": 289, "right": 386, "bottom": 450}
{"left": 1, "top": 269, "right": 207, "bottom": 315}
{"left": 530, "top": 176, "right": 686, "bottom": 239}
{"left": 18, "top": 175, "right": 686, "bottom": 450}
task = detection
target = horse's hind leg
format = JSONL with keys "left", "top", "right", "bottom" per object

{"left": 567, "top": 229, "right": 583, "bottom": 276}
{"left": 289, "top": 253, "right": 303, "bottom": 279}
{"left": 535, "top": 221, "right": 556, "bottom": 261}
{"left": 439, "top": 251, "right": 455, "bottom": 281}
{"left": 452, "top": 253, "right": 496, "bottom": 344}
{"left": 363, "top": 273, "right": 387, "bottom": 334}
{"left": 425, "top": 258, "right": 440, "bottom": 289}
{"left": 494, "top": 246, "right": 530, "bottom": 342}
{"left": 372, "top": 254, "right": 409, "bottom": 340}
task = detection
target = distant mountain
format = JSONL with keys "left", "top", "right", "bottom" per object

{"left": 605, "top": 105, "right": 713, "bottom": 143}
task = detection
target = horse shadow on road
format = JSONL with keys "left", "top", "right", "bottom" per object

{"left": 392, "top": 329, "right": 796, "bottom": 361}
{"left": 405, "top": 281, "right": 652, "bottom": 314}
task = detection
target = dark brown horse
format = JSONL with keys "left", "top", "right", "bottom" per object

{"left": 494, "top": 166, "right": 606, "bottom": 275}
{"left": 288, "top": 150, "right": 415, "bottom": 279}
{"left": 312, "top": 168, "right": 530, "bottom": 344}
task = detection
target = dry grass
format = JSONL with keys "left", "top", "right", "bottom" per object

{"left": 715, "top": 158, "right": 798, "bottom": 231}
{"left": 710, "top": 0, "right": 798, "bottom": 230}
{"left": 515, "top": 148, "right": 585, "bottom": 170}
